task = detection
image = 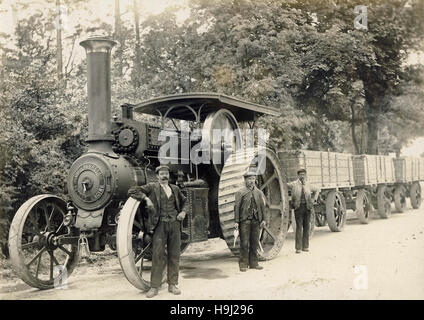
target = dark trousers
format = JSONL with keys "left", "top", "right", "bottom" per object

{"left": 294, "top": 204, "right": 311, "bottom": 251}
{"left": 151, "top": 220, "right": 181, "bottom": 288}
{"left": 239, "top": 219, "right": 261, "bottom": 268}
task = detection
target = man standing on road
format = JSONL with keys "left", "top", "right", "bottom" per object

{"left": 234, "top": 169, "right": 267, "bottom": 272}
{"left": 128, "top": 165, "right": 188, "bottom": 298}
{"left": 287, "top": 169, "right": 320, "bottom": 253}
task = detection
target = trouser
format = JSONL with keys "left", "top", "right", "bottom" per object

{"left": 239, "top": 219, "right": 261, "bottom": 268}
{"left": 151, "top": 220, "right": 181, "bottom": 288}
{"left": 294, "top": 204, "right": 311, "bottom": 251}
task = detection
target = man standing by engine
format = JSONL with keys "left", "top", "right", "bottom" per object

{"left": 128, "top": 165, "right": 188, "bottom": 298}
{"left": 287, "top": 169, "right": 320, "bottom": 253}
{"left": 234, "top": 169, "right": 267, "bottom": 272}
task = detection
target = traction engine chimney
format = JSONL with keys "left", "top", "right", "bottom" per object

{"left": 80, "top": 37, "right": 116, "bottom": 149}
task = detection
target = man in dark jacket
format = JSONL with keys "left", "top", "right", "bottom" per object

{"left": 234, "top": 170, "right": 266, "bottom": 272}
{"left": 128, "top": 165, "right": 188, "bottom": 298}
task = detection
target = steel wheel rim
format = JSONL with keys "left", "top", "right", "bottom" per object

{"left": 333, "top": 194, "right": 345, "bottom": 228}
{"left": 9, "top": 195, "right": 79, "bottom": 289}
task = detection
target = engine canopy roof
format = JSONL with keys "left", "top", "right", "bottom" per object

{"left": 132, "top": 92, "right": 280, "bottom": 122}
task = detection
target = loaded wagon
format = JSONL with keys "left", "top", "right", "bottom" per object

{"left": 278, "top": 150, "right": 354, "bottom": 233}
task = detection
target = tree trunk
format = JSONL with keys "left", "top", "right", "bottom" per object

{"left": 114, "top": 0, "right": 123, "bottom": 77}
{"left": 133, "top": 0, "right": 142, "bottom": 88}
{"left": 366, "top": 108, "right": 379, "bottom": 155}
{"left": 350, "top": 105, "right": 360, "bottom": 154}
{"left": 56, "top": 0, "right": 63, "bottom": 81}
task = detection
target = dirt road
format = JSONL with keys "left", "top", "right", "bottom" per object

{"left": 1, "top": 205, "right": 424, "bottom": 300}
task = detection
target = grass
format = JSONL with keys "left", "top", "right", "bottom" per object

{"left": 0, "top": 257, "right": 18, "bottom": 282}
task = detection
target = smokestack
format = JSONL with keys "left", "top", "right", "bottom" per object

{"left": 80, "top": 37, "right": 116, "bottom": 143}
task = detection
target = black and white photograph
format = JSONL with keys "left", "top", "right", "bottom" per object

{"left": 0, "top": 0, "right": 424, "bottom": 305}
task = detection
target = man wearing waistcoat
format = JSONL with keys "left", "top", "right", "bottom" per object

{"left": 287, "top": 169, "right": 320, "bottom": 253}
{"left": 234, "top": 169, "right": 266, "bottom": 272}
{"left": 128, "top": 165, "right": 188, "bottom": 298}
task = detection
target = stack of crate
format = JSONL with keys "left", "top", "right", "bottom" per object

{"left": 393, "top": 156, "right": 424, "bottom": 182}
{"left": 352, "top": 155, "right": 396, "bottom": 186}
{"left": 278, "top": 150, "right": 354, "bottom": 189}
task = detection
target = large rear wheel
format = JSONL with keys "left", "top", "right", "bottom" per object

{"left": 8, "top": 195, "right": 80, "bottom": 290}
{"left": 218, "top": 148, "right": 289, "bottom": 260}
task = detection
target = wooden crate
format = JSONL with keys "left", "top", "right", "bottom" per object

{"left": 393, "top": 157, "right": 424, "bottom": 182}
{"left": 278, "top": 150, "right": 354, "bottom": 189}
{"left": 352, "top": 155, "right": 396, "bottom": 186}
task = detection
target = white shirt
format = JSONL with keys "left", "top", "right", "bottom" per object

{"left": 160, "top": 183, "right": 172, "bottom": 198}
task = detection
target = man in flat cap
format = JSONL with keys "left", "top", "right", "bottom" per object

{"left": 128, "top": 165, "right": 188, "bottom": 298}
{"left": 287, "top": 169, "right": 320, "bottom": 253}
{"left": 234, "top": 168, "right": 267, "bottom": 272}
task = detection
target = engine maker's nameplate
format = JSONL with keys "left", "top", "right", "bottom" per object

{"left": 73, "top": 163, "right": 106, "bottom": 202}
{"left": 68, "top": 154, "right": 113, "bottom": 211}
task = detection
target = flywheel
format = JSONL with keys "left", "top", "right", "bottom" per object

{"left": 218, "top": 148, "right": 289, "bottom": 260}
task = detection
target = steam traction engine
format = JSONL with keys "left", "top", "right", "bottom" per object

{"left": 8, "top": 37, "right": 289, "bottom": 290}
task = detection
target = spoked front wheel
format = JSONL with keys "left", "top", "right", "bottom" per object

{"left": 8, "top": 195, "right": 80, "bottom": 290}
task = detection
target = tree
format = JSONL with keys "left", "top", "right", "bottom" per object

{"left": 290, "top": 0, "right": 424, "bottom": 154}
{"left": 0, "top": 10, "right": 87, "bottom": 251}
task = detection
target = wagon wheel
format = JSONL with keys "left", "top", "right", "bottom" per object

{"left": 394, "top": 185, "right": 407, "bottom": 213}
{"left": 201, "top": 109, "right": 243, "bottom": 176}
{"left": 8, "top": 195, "right": 80, "bottom": 290}
{"left": 289, "top": 209, "right": 315, "bottom": 238}
{"left": 356, "top": 190, "right": 371, "bottom": 224}
{"left": 314, "top": 211, "right": 327, "bottom": 227}
{"left": 218, "top": 148, "right": 290, "bottom": 260}
{"left": 116, "top": 198, "right": 168, "bottom": 291}
{"left": 410, "top": 182, "right": 422, "bottom": 209}
{"left": 325, "top": 191, "right": 347, "bottom": 232}
{"left": 377, "top": 185, "right": 392, "bottom": 219}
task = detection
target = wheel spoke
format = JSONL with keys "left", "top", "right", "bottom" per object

{"left": 260, "top": 172, "right": 277, "bottom": 191}
{"left": 26, "top": 247, "right": 47, "bottom": 267}
{"left": 58, "top": 245, "right": 72, "bottom": 256}
{"left": 22, "top": 241, "right": 39, "bottom": 250}
{"left": 50, "top": 251, "right": 60, "bottom": 266}
{"left": 48, "top": 206, "right": 56, "bottom": 223}
{"left": 263, "top": 225, "right": 275, "bottom": 241}
{"left": 55, "top": 221, "right": 64, "bottom": 234}
{"left": 133, "top": 220, "right": 142, "bottom": 230}
{"left": 135, "top": 243, "right": 151, "bottom": 263}
{"left": 35, "top": 254, "right": 42, "bottom": 278}
{"left": 49, "top": 252, "right": 54, "bottom": 280}
{"left": 42, "top": 204, "right": 51, "bottom": 231}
